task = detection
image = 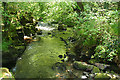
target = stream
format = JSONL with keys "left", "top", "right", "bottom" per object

{"left": 10, "top": 22, "right": 120, "bottom": 79}
{"left": 14, "top": 22, "right": 76, "bottom": 78}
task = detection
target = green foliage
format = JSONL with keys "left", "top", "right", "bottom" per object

{"left": 74, "top": 2, "right": 118, "bottom": 62}
{"left": 94, "top": 40, "right": 118, "bottom": 62}
{"left": 2, "top": 2, "right": 46, "bottom": 49}
{"left": 2, "top": 39, "right": 12, "bottom": 52}
{"left": 42, "top": 1, "right": 78, "bottom": 26}
{"left": 2, "top": 2, "right": 46, "bottom": 29}
{"left": 2, "top": 2, "right": 119, "bottom": 63}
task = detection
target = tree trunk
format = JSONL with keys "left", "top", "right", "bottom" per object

{"left": 77, "top": 2, "right": 84, "bottom": 12}
{"left": 117, "top": 1, "right": 120, "bottom": 68}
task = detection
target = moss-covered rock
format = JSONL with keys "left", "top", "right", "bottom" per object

{"left": 88, "top": 60, "right": 110, "bottom": 70}
{"left": 73, "top": 61, "right": 87, "bottom": 70}
{"left": 15, "top": 36, "right": 66, "bottom": 78}
{"left": 73, "top": 61, "right": 93, "bottom": 71}
{"left": 94, "top": 73, "right": 110, "bottom": 80}
{"left": 91, "top": 66, "right": 100, "bottom": 73}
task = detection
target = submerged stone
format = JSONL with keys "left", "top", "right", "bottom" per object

{"left": 73, "top": 61, "right": 94, "bottom": 71}
{"left": 15, "top": 36, "right": 66, "bottom": 78}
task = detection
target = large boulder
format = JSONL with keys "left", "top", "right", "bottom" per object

{"left": 73, "top": 61, "right": 94, "bottom": 71}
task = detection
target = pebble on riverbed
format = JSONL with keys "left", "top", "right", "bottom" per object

{"left": 81, "top": 75, "right": 87, "bottom": 79}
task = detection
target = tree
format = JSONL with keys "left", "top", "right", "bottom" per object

{"left": 2, "top": 2, "right": 10, "bottom": 39}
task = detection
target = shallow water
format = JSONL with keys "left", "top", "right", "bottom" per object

{"left": 15, "top": 22, "right": 76, "bottom": 78}
{"left": 15, "top": 35, "right": 67, "bottom": 78}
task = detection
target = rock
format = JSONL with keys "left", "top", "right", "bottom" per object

{"left": 73, "top": 61, "right": 88, "bottom": 70}
{"left": 64, "top": 62, "right": 84, "bottom": 78}
{"left": 83, "top": 73, "right": 89, "bottom": 78}
{"left": 71, "top": 69, "right": 84, "bottom": 78}
{"left": 86, "top": 65, "right": 94, "bottom": 71}
{"left": 81, "top": 75, "right": 87, "bottom": 79}
{"left": 67, "top": 69, "right": 77, "bottom": 78}
{"left": 108, "top": 73, "right": 120, "bottom": 79}
{"left": 94, "top": 73, "right": 110, "bottom": 80}
{"left": 0, "top": 67, "right": 15, "bottom": 79}
{"left": 73, "top": 61, "right": 94, "bottom": 71}
{"left": 94, "top": 63, "right": 110, "bottom": 70}
{"left": 89, "top": 73, "right": 95, "bottom": 78}
{"left": 89, "top": 60, "right": 110, "bottom": 70}
{"left": 91, "top": 66, "right": 100, "bottom": 73}
{"left": 83, "top": 72, "right": 89, "bottom": 76}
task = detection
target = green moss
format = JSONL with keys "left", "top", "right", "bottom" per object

{"left": 53, "top": 28, "right": 73, "bottom": 40}
{"left": 15, "top": 46, "right": 25, "bottom": 50}
{"left": 15, "top": 36, "right": 66, "bottom": 78}
{"left": 92, "top": 66, "right": 100, "bottom": 73}
{"left": 74, "top": 61, "right": 88, "bottom": 70}
{"left": 94, "top": 73, "right": 110, "bottom": 80}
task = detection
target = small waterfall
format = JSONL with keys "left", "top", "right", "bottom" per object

{"left": 35, "top": 22, "right": 55, "bottom": 37}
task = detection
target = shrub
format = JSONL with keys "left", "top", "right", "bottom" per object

{"left": 74, "top": 4, "right": 119, "bottom": 62}
{"left": 42, "top": 1, "right": 78, "bottom": 26}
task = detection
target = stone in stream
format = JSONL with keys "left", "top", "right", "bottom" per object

{"left": 91, "top": 66, "right": 100, "bottom": 73}
{"left": 81, "top": 75, "right": 87, "bottom": 79}
{"left": 89, "top": 73, "right": 95, "bottom": 78}
{"left": 15, "top": 36, "right": 66, "bottom": 78}
{"left": 89, "top": 59, "right": 110, "bottom": 70}
{"left": 94, "top": 63, "right": 110, "bottom": 70}
{"left": 94, "top": 73, "right": 110, "bottom": 80}
{"left": 73, "top": 61, "right": 94, "bottom": 71}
